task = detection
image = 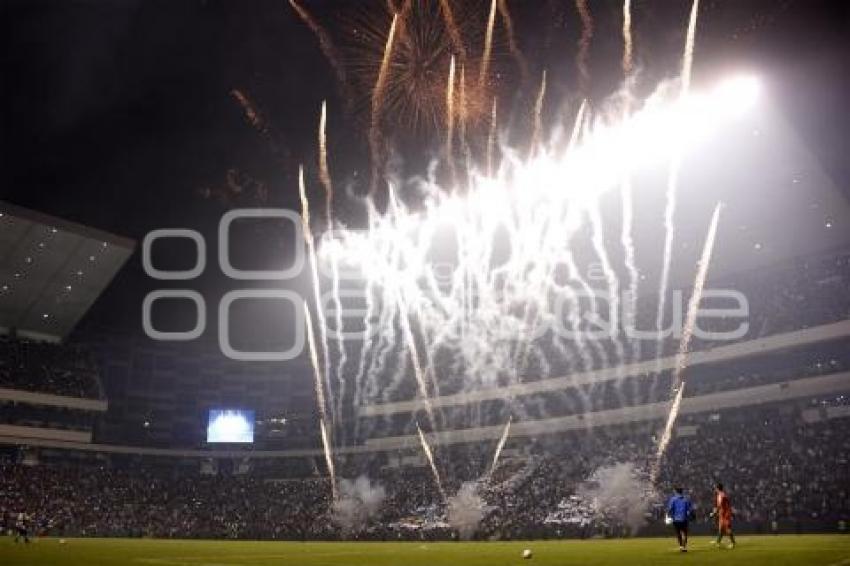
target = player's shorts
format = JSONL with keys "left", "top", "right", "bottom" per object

{"left": 673, "top": 521, "right": 689, "bottom": 535}
{"left": 719, "top": 517, "right": 732, "bottom": 531}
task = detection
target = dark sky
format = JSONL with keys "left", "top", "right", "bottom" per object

{"left": 2, "top": 0, "right": 849, "bottom": 334}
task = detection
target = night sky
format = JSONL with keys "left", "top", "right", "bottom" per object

{"left": 2, "top": 0, "right": 849, "bottom": 335}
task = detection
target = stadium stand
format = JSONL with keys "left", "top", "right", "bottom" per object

{"left": 0, "top": 396, "right": 847, "bottom": 540}
{"left": 0, "top": 335, "right": 103, "bottom": 399}
{"left": 0, "top": 229, "right": 848, "bottom": 542}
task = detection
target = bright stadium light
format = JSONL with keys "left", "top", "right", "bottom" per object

{"left": 713, "top": 74, "right": 761, "bottom": 117}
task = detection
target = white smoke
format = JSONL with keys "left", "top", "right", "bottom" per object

{"left": 332, "top": 475, "right": 387, "bottom": 534}
{"left": 576, "top": 462, "right": 652, "bottom": 534}
{"left": 447, "top": 481, "right": 488, "bottom": 540}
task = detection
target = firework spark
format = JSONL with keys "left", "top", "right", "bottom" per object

{"left": 529, "top": 70, "right": 547, "bottom": 157}
{"left": 439, "top": 0, "right": 467, "bottom": 61}
{"left": 231, "top": 89, "right": 266, "bottom": 133}
{"left": 446, "top": 55, "right": 457, "bottom": 151}
{"left": 620, "top": 0, "right": 638, "bottom": 362}
{"left": 289, "top": 0, "right": 348, "bottom": 96}
{"left": 319, "top": 101, "right": 333, "bottom": 225}
{"left": 622, "top": 0, "right": 633, "bottom": 75}
{"left": 305, "top": 301, "right": 337, "bottom": 500}
{"left": 299, "top": 166, "right": 334, "bottom": 424}
{"left": 479, "top": 0, "right": 498, "bottom": 86}
{"left": 488, "top": 416, "right": 512, "bottom": 480}
{"left": 369, "top": 12, "right": 399, "bottom": 196}
{"left": 487, "top": 96, "right": 498, "bottom": 175}
{"left": 651, "top": 202, "right": 722, "bottom": 482}
{"left": 497, "top": 0, "right": 528, "bottom": 81}
{"left": 417, "top": 422, "right": 447, "bottom": 502}
{"left": 575, "top": 0, "right": 594, "bottom": 95}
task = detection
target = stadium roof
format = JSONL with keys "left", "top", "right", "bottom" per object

{"left": 0, "top": 201, "right": 134, "bottom": 342}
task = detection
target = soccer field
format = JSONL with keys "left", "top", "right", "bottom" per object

{"left": 1, "top": 535, "right": 849, "bottom": 566}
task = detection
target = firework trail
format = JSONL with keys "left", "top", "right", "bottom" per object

{"left": 575, "top": 0, "right": 594, "bottom": 95}
{"left": 656, "top": 0, "right": 700, "bottom": 355}
{"left": 299, "top": 166, "right": 335, "bottom": 423}
{"left": 619, "top": 176, "right": 640, "bottom": 360}
{"left": 651, "top": 202, "right": 721, "bottom": 484}
{"left": 479, "top": 0, "right": 498, "bottom": 86}
{"left": 289, "top": 0, "right": 348, "bottom": 96}
{"left": 487, "top": 97, "right": 498, "bottom": 176}
{"left": 439, "top": 0, "right": 467, "bottom": 61}
{"left": 318, "top": 103, "right": 347, "bottom": 410}
{"left": 320, "top": 418, "right": 337, "bottom": 500}
{"left": 398, "top": 295, "right": 437, "bottom": 427}
{"left": 588, "top": 203, "right": 625, "bottom": 366}
{"left": 351, "top": 275, "right": 375, "bottom": 440}
{"left": 446, "top": 55, "right": 457, "bottom": 161}
{"left": 458, "top": 65, "right": 470, "bottom": 168}
{"left": 529, "top": 70, "right": 547, "bottom": 157}
{"left": 497, "top": 0, "right": 528, "bottom": 82}
{"left": 681, "top": 0, "right": 701, "bottom": 94}
{"left": 488, "top": 416, "right": 512, "bottom": 480}
{"left": 319, "top": 101, "right": 333, "bottom": 225}
{"left": 568, "top": 98, "right": 588, "bottom": 151}
{"left": 230, "top": 89, "right": 266, "bottom": 133}
{"left": 305, "top": 302, "right": 337, "bottom": 500}
{"left": 369, "top": 13, "right": 399, "bottom": 196}
{"left": 416, "top": 422, "right": 447, "bottom": 502}
{"left": 622, "top": 0, "right": 633, "bottom": 75}
{"left": 620, "top": 0, "right": 639, "bottom": 361}
{"left": 329, "top": 249, "right": 347, "bottom": 427}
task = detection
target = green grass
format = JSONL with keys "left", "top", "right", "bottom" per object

{"left": 1, "top": 535, "right": 849, "bottom": 566}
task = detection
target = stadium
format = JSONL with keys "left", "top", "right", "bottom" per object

{"left": 2, "top": 1, "right": 849, "bottom": 565}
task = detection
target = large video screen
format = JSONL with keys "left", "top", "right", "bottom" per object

{"left": 206, "top": 409, "right": 255, "bottom": 443}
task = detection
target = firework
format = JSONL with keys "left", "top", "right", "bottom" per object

{"left": 369, "top": 13, "right": 399, "bottom": 196}
{"left": 305, "top": 301, "right": 337, "bottom": 500}
{"left": 299, "top": 166, "right": 335, "bottom": 424}
{"left": 319, "top": 101, "right": 333, "bottom": 225}
{"left": 439, "top": 0, "right": 467, "bottom": 60}
{"left": 497, "top": 0, "right": 528, "bottom": 81}
{"left": 622, "top": 0, "right": 633, "bottom": 75}
{"left": 656, "top": 0, "right": 701, "bottom": 353}
{"left": 486, "top": 97, "right": 497, "bottom": 176}
{"left": 446, "top": 55, "right": 457, "bottom": 152}
{"left": 230, "top": 89, "right": 266, "bottom": 133}
{"left": 529, "top": 70, "right": 547, "bottom": 157}
{"left": 651, "top": 202, "right": 722, "bottom": 482}
{"left": 479, "top": 0, "right": 498, "bottom": 86}
{"left": 575, "top": 0, "right": 594, "bottom": 94}
{"left": 289, "top": 0, "right": 348, "bottom": 97}
{"left": 620, "top": 0, "right": 639, "bottom": 363}
{"left": 416, "top": 422, "right": 447, "bottom": 502}
{"left": 488, "top": 416, "right": 512, "bottom": 480}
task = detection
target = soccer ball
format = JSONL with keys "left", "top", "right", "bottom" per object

{"left": 59, "top": 539, "right": 66, "bottom": 544}
{"left": 522, "top": 548, "right": 533, "bottom": 559}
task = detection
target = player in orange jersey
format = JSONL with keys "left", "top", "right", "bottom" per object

{"left": 710, "top": 482, "right": 736, "bottom": 548}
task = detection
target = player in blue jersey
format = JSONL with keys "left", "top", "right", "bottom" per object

{"left": 667, "top": 487, "right": 694, "bottom": 552}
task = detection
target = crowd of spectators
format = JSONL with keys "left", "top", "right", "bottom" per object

{"left": 0, "top": 335, "right": 102, "bottom": 399}
{"left": 2, "top": 399, "right": 847, "bottom": 540}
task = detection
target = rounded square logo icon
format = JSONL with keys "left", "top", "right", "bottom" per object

{"left": 219, "top": 209, "right": 304, "bottom": 280}
{"left": 218, "top": 289, "right": 305, "bottom": 361}
{"left": 142, "top": 290, "right": 206, "bottom": 341}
